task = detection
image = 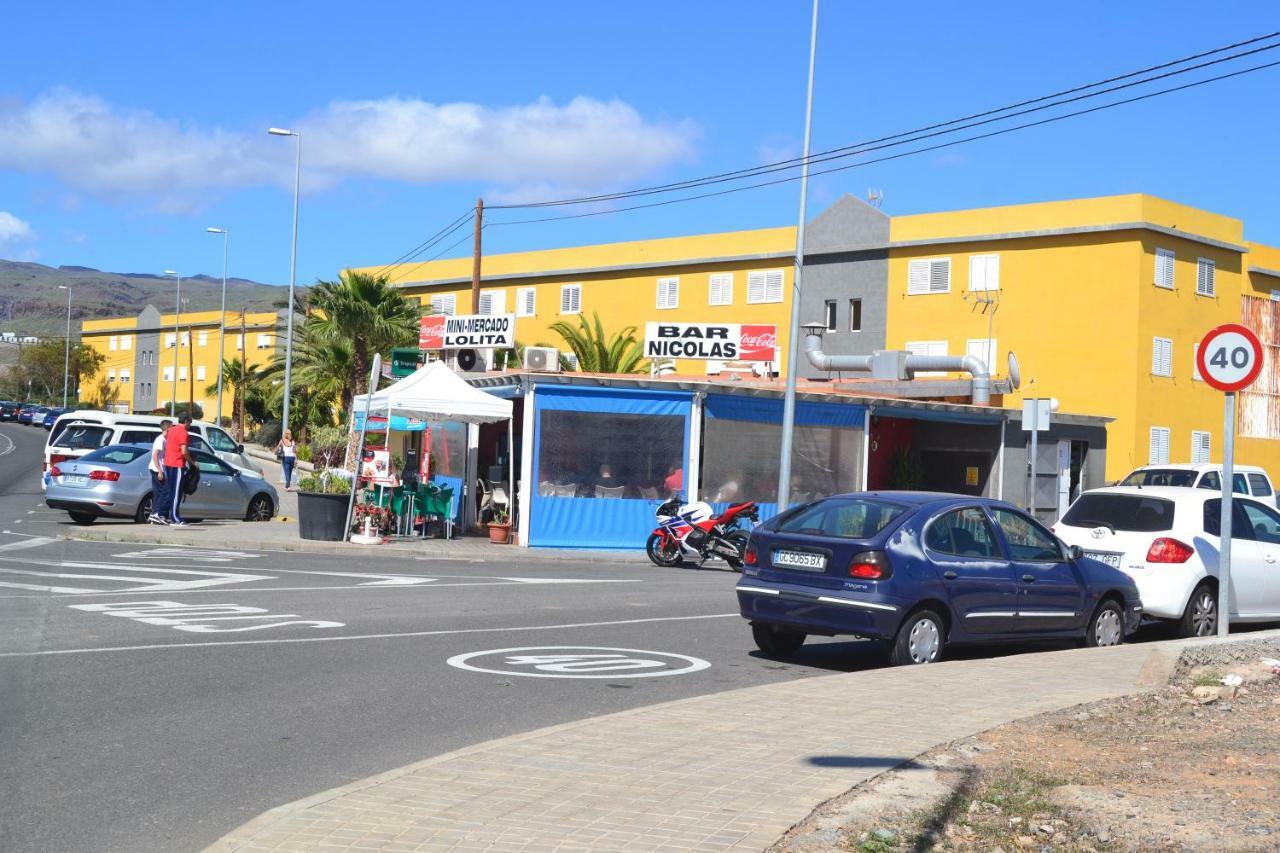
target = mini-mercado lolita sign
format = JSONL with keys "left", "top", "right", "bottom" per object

{"left": 419, "top": 313, "right": 516, "bottom": 350}
{"left": 643, "top": 322, "right": 778, "bottom": 361}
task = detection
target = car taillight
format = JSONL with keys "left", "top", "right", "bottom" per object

{"left": 849, "top": 550, "right": 892, "bottom": 579}
{"left": 744, "top": 543, "right": 758, "bottom": 566}
{"left": 49, "top": 465, "right": 64, "bottom": 477}
{"left": 1147, "top": 537, "right": 1194, "bottom": 563}
{"left": 50, "top": 454, "right": 69, "bottom": 465}
{"left": 89, "top": 470, "right": 120, "bottom": 482}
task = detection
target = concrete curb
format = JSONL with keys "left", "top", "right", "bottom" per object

{"left": 200, "top": 630, "right": 1280, "bottom": 852}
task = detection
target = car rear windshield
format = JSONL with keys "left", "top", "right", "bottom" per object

{"left": 774, "top": 498, "right": 908, "bottom": 539}
{"left": 1120, "top": 469, "right": 1196, "bottom": 488}
{"left": 51, "top": 424, "right": 113, "bottom": 451}
{"left": 1061, "top": 494, "right": 1175, "bottom": 532}
{"left": 79, "top": 445, "right": 149, "bottom": 465}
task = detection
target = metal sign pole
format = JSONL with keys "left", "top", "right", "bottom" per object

{"left": 1218, "top": 390, "right": 1235, "bottom": 638}
{"left": 1029, "top": 410, "right": 1038, "bottom": 518}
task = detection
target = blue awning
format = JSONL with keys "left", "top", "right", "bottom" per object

{"left": 704, "top": 393, "right": 864, "bottom": 427}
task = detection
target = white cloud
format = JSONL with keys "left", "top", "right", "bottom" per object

{"left": 0, "top": 88, "right": 697, "bottom": 209}
{"left": 0, "top": 211, "right": 35, "bottom": 243}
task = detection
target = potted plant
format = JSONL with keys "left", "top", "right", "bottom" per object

{"left": 297, "top": 471, "right": 353, "bottom": 541}
{"left": 353, "top": 502, "right": 394, "bottom": 536}
{"left": 487, "top": 508, "right": 512, "bottom": 544}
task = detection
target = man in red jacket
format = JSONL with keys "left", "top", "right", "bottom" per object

{"left": 163, "top": 414, "right": 194, "bottom": 526}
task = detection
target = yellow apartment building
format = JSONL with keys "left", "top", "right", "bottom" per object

{"left": 80, "top": 306, "right": 284, "bottom": 420}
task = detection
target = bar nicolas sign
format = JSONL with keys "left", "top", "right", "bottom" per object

{"left": 644, "top": 322, "right": 778, "bottom": 361}
{"left": 419, "top": 313, "right": 516, "bottom": 350}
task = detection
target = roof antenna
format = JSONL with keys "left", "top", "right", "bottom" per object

{"left": 866, "top": 188, "right": 884, "bottom": 208}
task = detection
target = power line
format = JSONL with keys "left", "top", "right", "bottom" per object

{"left": 489, "top": 33, "right": 1280, "bottom": 211}
{"left": 487, "top": 58, "right": 1280, "bottom": 227}
{"left": 368, "top": 209, "right": 474, "bottom": 280}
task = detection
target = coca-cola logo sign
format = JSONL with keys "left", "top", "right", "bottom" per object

{"left": 644, "top": 322, "right": 778, "bottom": 362}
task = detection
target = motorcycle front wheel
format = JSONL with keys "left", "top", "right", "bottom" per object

{"left": 723, "top": 529, "right": 750, "bottom": 572}
{"left": 646, "top": 533, "right": 683, "bottom": 567}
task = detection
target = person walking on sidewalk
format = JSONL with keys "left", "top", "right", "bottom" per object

{"left": 163, "top": 414, "right": 195, "bottom": 526}
{"left": 276, "top": 429, "right": 298, "bottom": 491}
{"left": 147, "top": 419, "right": 172, "bottom": 525}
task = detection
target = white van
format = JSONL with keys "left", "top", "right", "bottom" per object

{"left": 43, "top": 411, "right": 263, "bottom": 488}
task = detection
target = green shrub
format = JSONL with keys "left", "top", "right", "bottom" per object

{"left": 297, "top": 471, "right": 351, "bottom": 495}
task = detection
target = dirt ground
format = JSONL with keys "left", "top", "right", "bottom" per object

{"left": 774, "top": 658, "right": 1280, "bottom": 853}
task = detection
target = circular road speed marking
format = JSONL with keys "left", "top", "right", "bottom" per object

{"left": 446, "top": 646, "right": 711, "bottom": 679}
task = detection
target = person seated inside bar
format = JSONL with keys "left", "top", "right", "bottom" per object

{"left": 594, "top": 464, "right": 617, "bottom": 489}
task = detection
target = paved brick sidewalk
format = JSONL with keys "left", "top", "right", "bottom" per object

{"left": 206, "top": 640, "right": 1183, "bottom": 853}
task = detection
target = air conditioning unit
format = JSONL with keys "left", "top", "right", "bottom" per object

{"left": 523, "top": 346, "right": 561, "bottom": 373}
{"left": 453, "top": 348, "right": 493, "bottom": 373}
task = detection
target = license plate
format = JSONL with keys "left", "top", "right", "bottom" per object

{"left": 772, "top": 549, "right": 827, "bottom": 571}
{"left": 1085, "top": 551, "right": 1121, "bottom": 568}
{"left": 64, "top": 474, "right": 89, "bottom": 486}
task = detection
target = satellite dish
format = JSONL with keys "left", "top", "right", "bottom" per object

{"left": 455, "top": 348, "right": 479, "bottom": 371}
{"left": 1007, "top": 351, "right": 1022, "bottom": 390}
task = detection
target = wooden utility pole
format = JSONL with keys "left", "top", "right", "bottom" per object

{"left": 187, "top": 324, "right": 195, "bottom": 415}
{"left": 239, "top": 309, "right": 247, "bottom": 440}
{"left": 471, "top": 198, "right": 484, "bottom": 313}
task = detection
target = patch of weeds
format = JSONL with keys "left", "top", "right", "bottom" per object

{"left": 1191, "top": 670, "right": 1223, "bottom": 687}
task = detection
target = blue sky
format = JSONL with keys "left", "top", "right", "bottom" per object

{"left": 1, "top": 1, "right": 1278, "bottom": 286}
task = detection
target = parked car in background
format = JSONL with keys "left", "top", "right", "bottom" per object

{"left": 45, "top": 444, "right": 277, "bottom": 525}
{"left": 1053, "top": 486, "right": 1280, "bottom": 638}
{"left": 18, "top": 405, "right": 48, "bottom": 426}
{"left": 0, "top": 401, "right": 20, "bottom": 421}
{"left": 41, "top": 407, "right": 68, "bottom": 430}
{"left": 737, "top": 492, "right": 1142, "bottom": 666}
{"left": 1119, "top": 463, "right": 1276, "bottom": 509}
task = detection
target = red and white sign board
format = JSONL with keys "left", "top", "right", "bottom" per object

{"left": 1196, "top": 324, "right": 1264, "bottom": 393}
{"left": 644, "top": 322, "right": 778, "bottom": 361}
{"left": 419, "top": 313, "right": 516, "bottom": 350}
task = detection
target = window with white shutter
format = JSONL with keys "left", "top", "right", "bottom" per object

{"left": 966, "top": 338, "right": 997, "bottom": 367}
{"left": 107, "top": 368, "right": 116, "bottom": 382}
{"left": 108, "top": 335, "right": 118, "bottom": 351}
{"left": 656, "top": 277, "right": 679, "bottom": 310}
{"left": 1191, "top": 430, "right": 1211, "bottom": 464}
{"left": 1149, "top": 427, "right": 1170, "bottom": 464}
{"left": 120, "top": 369, "right": 130, "bottom": 383}
{"left": 1151, "top": 337, "right": 1173, "bottom": 377}
{"left": 180, "top": 331, "right": 189, "bottom": 347}
{"left": 478, "top": 289, "right": 506, "bottom": 315}
{"left": 162, "top": 366, "right": 174, "bottom": 381}
{"left": 165, "top": 333, "right": 176, "bottom": 348}
{"left": 1155, "top": 248, "right": 1175, "bottom": 289}
{"left": 198, "top": 331, "right": 208, "bottom": 346}
{"left": 560, "top": 284, "right": 581, "bottom": 315}
{"left": 1196, "top": 258, "right": 1215, "bottom": 297}
{"left": 968, "top": 254, "right": 999, "bottom": 291}
{"left": 429, "top": 294, "right": 456, "bottom": 316}
{"left": 516, "top": 287, "right": 536, "bottom": 317}
{"left": 179, "top": 366, "right": 189, "bottom": 380}
{"left": 121, "top": 335, "right": 132, "bottom": 351}
{"left": 906, "top": 340, "right": 948, "bottom": 376}
{"left": 1192, "top": 344, "right": 1203, "bottom": 381}
{"left": 234, "top": 335, "right": 243, "bottom": 351}
{"left": 907, "top": 258, "right": 951, "bottom": 295}
{"left": 746, "top": 269, "right": 784, "bottom": 303}
{"left": 196, "top": 365, "right": 206, "bottom": 381}
{"left": 708, "top": 273, "right": 733, "bottom": 306}
{"left": 256, "top": 334, "right": 272, "bottom": 350}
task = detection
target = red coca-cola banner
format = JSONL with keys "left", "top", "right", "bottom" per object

{"left": 738, "top": 325, "right": 778, "bottom": 361}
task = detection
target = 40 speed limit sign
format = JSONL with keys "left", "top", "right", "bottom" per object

{"left": 1196, "top": 323, "right": 1264, "bottom": 392}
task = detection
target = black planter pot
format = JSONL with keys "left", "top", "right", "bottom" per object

{"left": 297, "top": 491, "right": 350, "bottom": 541}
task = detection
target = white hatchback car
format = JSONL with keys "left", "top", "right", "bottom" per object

{"left": 1053, "top": 486, "right": 1280, "bottom": 637}
{"left": 1118, "top": 463, "right": 1277, "bottom": 509}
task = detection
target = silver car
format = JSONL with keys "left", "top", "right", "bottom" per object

{"left": 46, "top": 444, "right": 278, "bottom": 525}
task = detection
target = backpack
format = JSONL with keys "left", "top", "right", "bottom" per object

{"left": 182, "top": 462, "right": 199, "bottom": 496}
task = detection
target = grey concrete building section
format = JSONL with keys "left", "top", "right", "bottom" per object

{"left": 132, "top": 304, "right": 162, "bottom": 412}
{"left": 797, "top": 195, "right": 891, "bottom": 379}
{"left": 1001, "top": 418, "right": 1109, "bottom": 524}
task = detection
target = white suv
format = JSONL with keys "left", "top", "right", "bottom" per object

{"left": 1119, "top": 463, "right": 1277, "bottom": 509}
{"left": 1053, "top": 486, "right": 1280, "bottom": 637}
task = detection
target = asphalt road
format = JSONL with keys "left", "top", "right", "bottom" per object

{"left": 0, "top": 423, "right": 903, "bottom": 853}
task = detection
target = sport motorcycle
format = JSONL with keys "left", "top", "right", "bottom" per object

{"left": 646, "top": 496, "right": 759, "bottom": 570}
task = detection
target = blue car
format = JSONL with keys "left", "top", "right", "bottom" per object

{"left": 17, "top": 405, "right": 45, "bottom": 426}
{"left": 41, "top": 407, "right": 67, "bottom": 429}
{"left": 737, "top": 492, "right": 1142, "bottom": 666}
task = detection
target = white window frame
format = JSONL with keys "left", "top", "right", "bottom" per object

{"left": 121, "top": 335, "right": 132, "bottom": 351}
{"left": 429, "top": 294, "right": 456, "bottom": 316}
{"left": 198, "top": 330, "right": 208, "bottom": 347}
{"left": 1155, "top": 248, "right": 1175, "bottom": 289}
{"left": 968, "top": 254, "right": 1000, "bottom": 292}
{"left": 179, "top": 331, "right": 189, "bottom": 347}
{"left": 823, "top": 299, "right": 837, "bottom": 332}
{"left": 905, "top": 340, "right": 948, "bottom": 377}
{"left": 1151, "top": 336, "right": 1173, "bottom": 377}
{"left": 1196, "top": 257, "right": 1216, "bottom": 297}
{"left": 164, "top": 333, "right": 176, "bottom": 349}
{"left": 656, "top": 277, "right": 680, "bottom": 310}
{"left": 560, "top": 284, "right": 582, "bottom": 315}
{"left": 108, "top": 335, "right": 118, "bottom": 351}
{"left": 478, "top": 289, "right": 506, "bottom": 316}
{"left": 1149, "top": 426, "right": 1171, "bottom": 465}
{"left": 196, "top": 365, "right": 207, "bottom": 381}
{"left": 746, "top": 269, "right": 784, "bottom": 304}
{"left": 234, "top": 335, "right": 243, "bottom": 351}
{"left": 256, "top": 333, "right": 272, "bottom": 350}
{"left": 966, "top": 338, "right": 998, "bottom": 368}
{"left": 107, "top": 368, "right": 116, "bottom": 382}
{"left": 515, "top": 287, "right": 536, "bottom": 317}
{"left": 179, "top": 366, "right": 188, "bottom": 380}
{"left": 1192, "top": 343, "right": 1203, "bottom": 381}
{"left": 849, "top": 298, "right": 862, "bottom": 332}
{"left": 120, "top": 369, "right": 130, "bottom": 383}
{"left": 708, "top": 273, "right": 733, "bottom": 306}
{"left": 907, "top": 258, "right": 951, "bottom": 295}
{"left": 162, "top": 366, "right": 175, "bottom": 382}
{"left": 1191, "top": 430, "right": 1211, "bottom": 464}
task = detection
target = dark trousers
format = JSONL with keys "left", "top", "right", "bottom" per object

{"left": 282, "top": 457, "right": 296, "bottom": 488}
{"left": 150, "top": 470, "right": 169, "bottom": 518}
{"left": 164, "top": 465, "right": 185, "bottom": 522}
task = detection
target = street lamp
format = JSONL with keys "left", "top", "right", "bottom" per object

{"left": 57, "top": 285, "right": 72, "bottom": 408}
{"left": 163, "top": 270, "right": 180, "bottom": 417}
{"left": 207, "top": 227, "right": 229, "bottom": 425}
{"left": 268, "top": 126, "right": 301, "bottom": 434}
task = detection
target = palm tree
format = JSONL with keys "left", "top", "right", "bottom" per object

{"left": 306, "top": 270, "right": 421, "bottom": 409}
{"left": 549, "top": 312, "right": 648, "bottom": 374}
{"left": 206, "top": 358, "right": 261, "bottom": 438}
{"left": 258, "top": 334, "right": 352, "bottom": 439}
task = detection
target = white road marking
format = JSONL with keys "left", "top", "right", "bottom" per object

{"left": 113, "top": 548, "right": 260, "bottom": 563}
{"left": 0, "top": 558, "right": 274, "bottom": 594}
{"left": 0, "top": 432, "right": 13, "bottom": 457}
{"left": 256, "top": 569, "right": 436, "bottom": 586}
{"left": 447, "top": 646, "right": 711, "bottom": 679}
{"left": 70, "top": 600, "right": 344, "bottom": 633}
{"left": 0, "top": 612, "right": 739, "bottom": 657}
{"left": 0, "top": 578, "right": 644, "bottom": 599}
{"left": 0, "top": 536, "right": 57, "bottom": 552}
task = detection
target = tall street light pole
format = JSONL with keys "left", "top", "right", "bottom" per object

{"left": 58, "top": 285, "right": 72, "bottom": 408}
{"left": 776, "top": 0, "right": 820, "bottom": 514}
{"left": 269, "top": 127, "right": 301, "bottom": 435}
{"left": 164, "top": 270, "right": 181, "bottom": 417}
{"left": 207, "top": 227, "right": 230, "bottom": 425}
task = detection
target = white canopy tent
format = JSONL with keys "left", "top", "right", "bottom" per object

{"left": 352, "top": 361, "right": 514, "bottom": 537}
